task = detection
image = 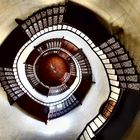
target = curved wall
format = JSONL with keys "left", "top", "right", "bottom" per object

{"left": 0, "top": 0, "right": 140, "bottom": 140}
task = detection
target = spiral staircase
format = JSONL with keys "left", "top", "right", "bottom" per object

{"left": 0, "top": 1, "right": 140, "bottom": 140}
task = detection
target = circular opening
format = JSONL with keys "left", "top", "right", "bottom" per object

{"left": 36, "top": 53, "right": 70, "bottom": 86}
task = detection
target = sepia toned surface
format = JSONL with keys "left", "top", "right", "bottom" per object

{"left": 0, "top": 0, "right": 140, "bottom": 140}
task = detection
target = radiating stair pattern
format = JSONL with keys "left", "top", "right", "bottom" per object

{"left": 0, "top": 67, "right": 25, "bottom": 104}
{"left": 19, "top": 4, "right": 66, "bottom": 40}
{"left": 0, "top": 11, "right": 93, "bottom": 120}
{"left": 25, "top": 64, "right": 40, "bottom": 87}
{"left": 77, "top": 37, "right": 140, "bottom": 140}
{"left": 74, "top": 49, "right": 92, "bottom": 80}
{"left": 99, "top": 37, "right": 140, "bottom": 90}
{"left": 0, "top": 1, "right": 139, "bottom": 139}
{"left": 0, "top": 3, "right": 71, "bottom": 121}
{"left": 48, "top": 94, "right": 80, "bottom": 119}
